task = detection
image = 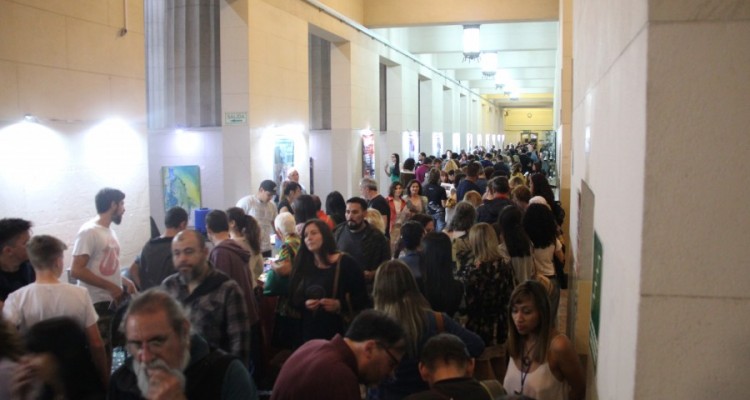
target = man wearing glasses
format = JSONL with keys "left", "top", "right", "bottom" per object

{"left": 271, "top": 310, "right": 406, "bottom": 400}
{"left": 109, "top": 288, "right": 257, "bottom": 400}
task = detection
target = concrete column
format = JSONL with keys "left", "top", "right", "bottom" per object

{"left": 145, "top": 0, "right": 222, "bottom": 129}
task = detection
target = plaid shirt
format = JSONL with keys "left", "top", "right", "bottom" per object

{"left": 162, "top": 267, "right": 251, "bottom": 365}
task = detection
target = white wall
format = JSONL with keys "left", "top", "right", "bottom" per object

{"left": 572, "top": 0, "right": 750, "bottom": 398}
{"left": 0, "top": 0, "right": 149, "bottom": 268}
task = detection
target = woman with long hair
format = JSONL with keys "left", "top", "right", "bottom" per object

{"left": 288, "top": 220, "right": 369, "bottom": 342}
{"left": 497, "top": 205, "right": 535, "bottom": 284}
{"left": 387, "top": 181, "right": 407, "bottom": 234}
{"left": 403, "top": 179, "right": 427, "bottom": 215}
{"left": 465, "top": 223, "right": 516, "bottom": 381}
{"left": 384, "top": 153, "right": 401, "bottom": 184}
{"left": 324, "top": 191, "right": 346, "bottom": 227}
{"left": 523, "top": 203, "right": 563, "bottom": 321}
{"left": 504, "top": 280, "right": 585, "bottom": 400}
{"left": 529, "top": 173, "right": 564, "bottom": 226}
{"left": 420, "top": 232, "right": 463, "bottom": 317}
{"left": 15, "top": 317, "right": 106, "bottom": 400}
{"left": 292, "top": 194, "right": 318, "bottom": 235}
{"left": 444, "top": 201, "right": 477, "bottom": 283}
{"left": 373, "top": 260, "right": 484, "bottom": 399}
{"left": 226, "top": 207, "right": 263, "bottom": 286}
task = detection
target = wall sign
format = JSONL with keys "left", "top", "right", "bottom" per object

{"left": 224, "top": 112, "right": 248, "bottom": 125}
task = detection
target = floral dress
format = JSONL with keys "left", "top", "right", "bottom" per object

{"left": 464, "top": 259, "right": 515, "bottom": 345}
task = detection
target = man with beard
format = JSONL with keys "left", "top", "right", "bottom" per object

{"left": 333, "top": 197, "right": 390, "bottom": 285}
{"left": 71, "top": 187, "right": 136, "bottom": 362}
{"left": 162, "top": 230, "right": 251, "bottom": 367}
{"left": 109, "top": 288, "right": 257, "bottom": 400}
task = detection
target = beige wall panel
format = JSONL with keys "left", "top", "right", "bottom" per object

{"left": 363, "top": 0, "right": 558, "bottom": 27}
{"left": 12, "top": 0, "right": 108, "bottom": 24}
{"left": 18, "top": 65, "right": 111, "bottom": 121}
{"left": 107, "top": 0, "right": 145, "bottom": 33}
{"left": 223, "top": 25, "right": 250, "bottom": 61}
{"left": 650, "top": 0, "right": 750, "bottom": 21}
{"left": 635, "top": 296, "right": 750, "bottom": 399}
{"left": 108, "top": 76, "right": 146, "bottom": 122}
{"left": 641, "top": 21, "right": 750, "bottom": 299}
{"left": 0, "top": 1, "right": 67, "bottom": 68}
{"left": 66, "top": 19, "right": 144, "bottom": 78}
{"left": 248, "top": 27, "right": 268, "bottom": 64}
{"left": 320, "top": 0, "right": 364, "bottom": 23}
{"left": 0, "top": 61, "right": 20, "bottom": 120}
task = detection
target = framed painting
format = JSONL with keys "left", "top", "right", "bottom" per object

{"left": 162, "top": 165, "right": 201, "bottom": 221}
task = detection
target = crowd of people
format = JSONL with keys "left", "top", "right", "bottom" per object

{"left": 0, "top": 142, "right": 585, "bottom": 400}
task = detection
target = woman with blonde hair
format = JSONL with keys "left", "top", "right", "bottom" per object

{"left": 373, "top": 260, "right": 484, "bottom": 399}
{"left": 366, "top": 208, "right": 386, "bottom": 234}
{"left": 462, "top": 190, "right": 483, "bottom": 208}
{"left": 465, "top": 222, "right": 516, "bottom": 381}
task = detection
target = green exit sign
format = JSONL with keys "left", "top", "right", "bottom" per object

{"left": 224, "top": 112, "right": 247, "bottom": 125}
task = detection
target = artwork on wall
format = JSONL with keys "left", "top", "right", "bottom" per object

{"left": 432, "top": 132, "right": 443, "bottom": 157}
{"left": 361, "top": 130, "right": 375, "bottom": 178}
{"left": 162, "top": 165, "right": 201, "bottom": 223}
{"left": 408, "top": 131, "right": 419, "bottom": 160}
{"left": 274, "top": 137, "right": 295, "bottom": 193}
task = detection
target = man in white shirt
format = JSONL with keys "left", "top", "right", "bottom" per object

{"left": 4, "top": 234, "right": 109, "bottom": 385}
{"left": 236, "top": 180, "right": 278, "bottom": 257}
{"left": 71, "top": 188, "right": 136, "bottom": 359}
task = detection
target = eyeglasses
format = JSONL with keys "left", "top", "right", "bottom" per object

{"left": 377, "top": 342, "right": 401, "bottom": 368}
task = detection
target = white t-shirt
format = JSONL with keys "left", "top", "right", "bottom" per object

{"left": 2, "top": 282, "right": 98, "bottom": 333}
{"left": 72, "top": 220, "right": 122, "bottom": 304}
{"left": 532, "top": 239, "right": 562, "bottom": 276}
{"left": 236, "top": 195, "right": 277, "bottom": 253}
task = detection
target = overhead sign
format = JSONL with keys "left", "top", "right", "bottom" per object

{"left": 224, "top": 112, "right": 247, "bottom": 125}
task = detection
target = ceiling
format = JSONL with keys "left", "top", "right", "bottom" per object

{"left": 371, "top": 21, "right": 559, "bottom": 109}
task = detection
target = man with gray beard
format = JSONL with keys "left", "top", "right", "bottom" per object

{"left": 109, "top": 288, "right": 257, "bottom": 400}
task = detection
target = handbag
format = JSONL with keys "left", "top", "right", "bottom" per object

{"left": 263, "top": 269, "right": 289, "bottom": 296}
{"left": 332, "top": 254, "right": 355, "bottom": 327}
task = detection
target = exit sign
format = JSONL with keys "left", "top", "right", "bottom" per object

{"left": 224, "top": 112, "right": 247, "bottom": 125}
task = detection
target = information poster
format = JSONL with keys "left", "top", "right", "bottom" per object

{"left": 274, "top": 137, "right": 295, "bottom": 194}
{"left": 362, "top": 130, "right": 375, "bottom": 177}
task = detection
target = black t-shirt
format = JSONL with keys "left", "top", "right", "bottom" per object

{"left": 335, "top": 228, "right": 366, "bottom": 267}
{"left": 0, "top": 260, "right": 36, "bottom": 301}
{"left": 423, "top": 184, "right": 447, "bottom": 215}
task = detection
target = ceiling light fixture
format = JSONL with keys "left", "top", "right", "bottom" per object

{"left": 481, "top": 52, "right": 498, "bottom": 78}
{"left": 462, "top": 25, "right": 480, "bottom": 62}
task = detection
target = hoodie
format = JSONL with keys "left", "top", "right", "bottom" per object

{"left": 209, "top": 239, "right": 259, "bottom": 325}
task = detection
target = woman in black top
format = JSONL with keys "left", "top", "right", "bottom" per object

{"left": 420, "top": 232, "right": 463, "bottom": 318}
{"left": 289, "top": 219, "right": 369, "bottom": 342}
{"left": 422, "top": 169, "right": 448, "bottom": 232}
